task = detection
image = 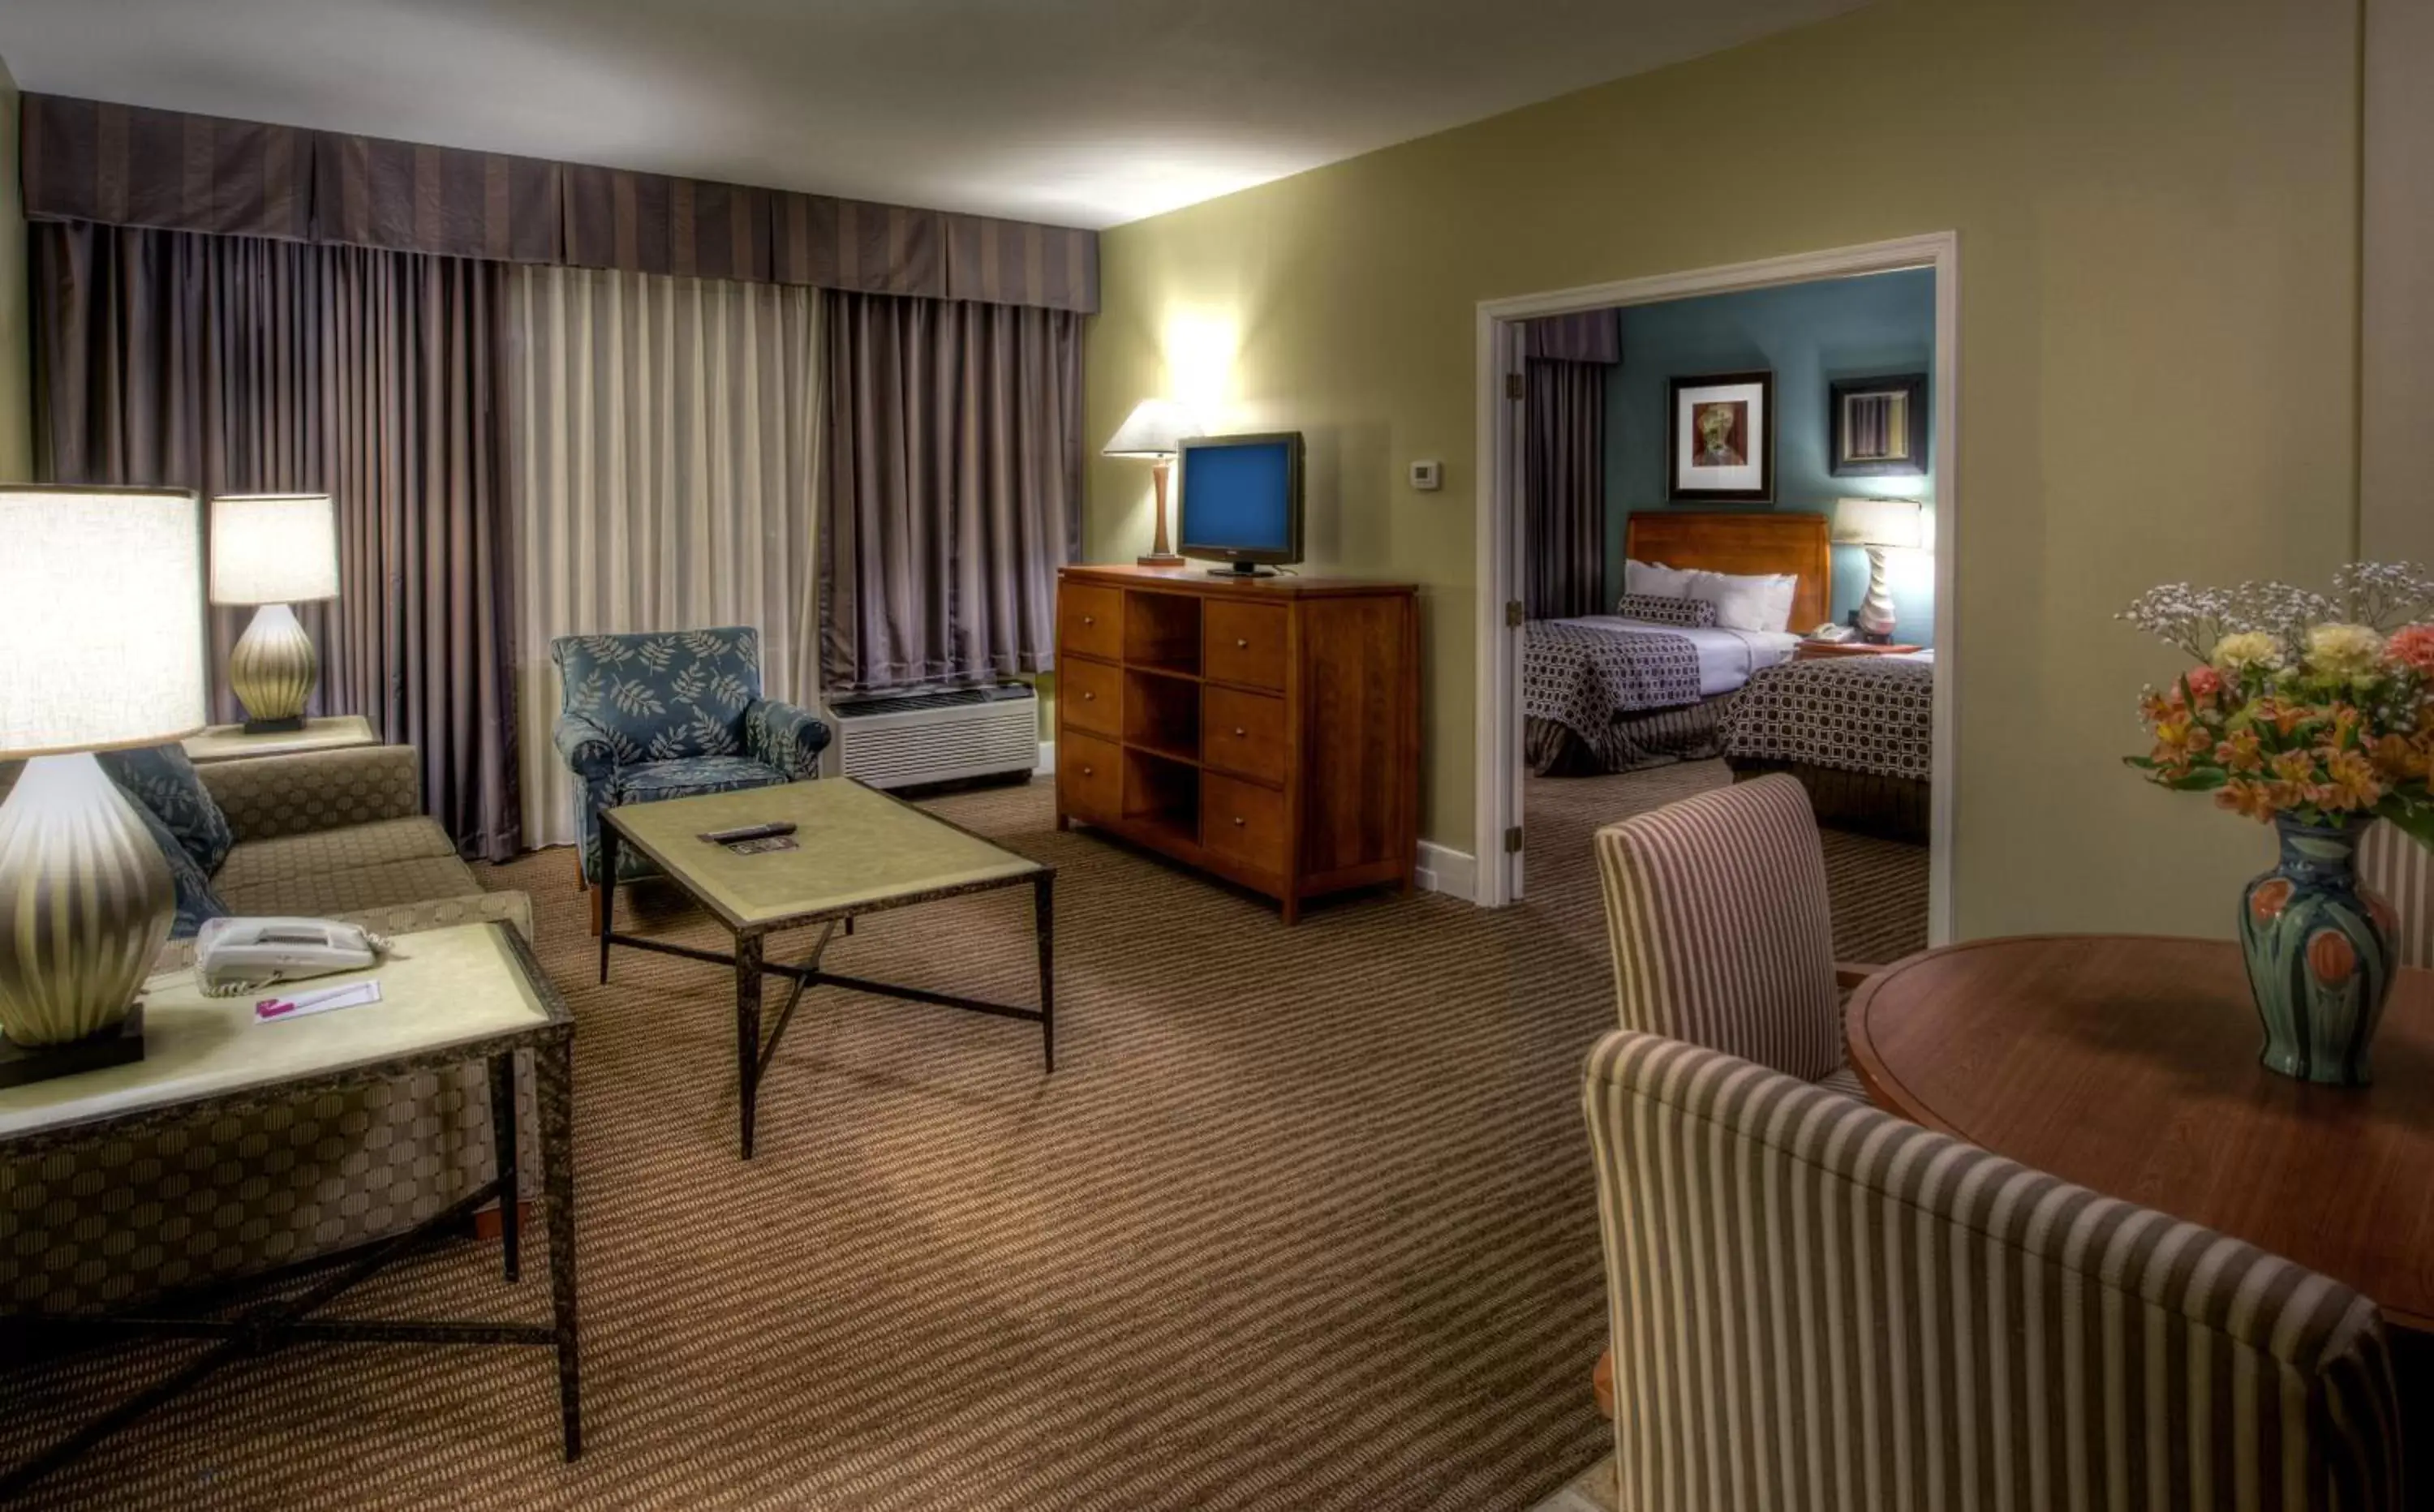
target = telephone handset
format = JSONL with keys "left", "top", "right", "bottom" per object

{"left": 195, "top": 917, "right": 394, "bottom": 998}
{"left": 1805, "top": 622, "right": 1860, "bottom": 643}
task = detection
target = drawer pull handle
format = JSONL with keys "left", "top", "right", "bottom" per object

{"left": 1082, "top": 691, "right": 1096, "bottom": 702}
{"left": 1232, "top": 816, "right": 1246, "bottom": 827}
{"left": 1234, "top": 638, "right": 1249, "bottom": 649}
{"left": 1081, "top": 765, "right": 1094, "bottom": 777}
{"left": 1232, "top": 727, "right": 1246, "bottom": 738}
{"left": 1082, "top": 615, "right": 1096, "bottom": 627}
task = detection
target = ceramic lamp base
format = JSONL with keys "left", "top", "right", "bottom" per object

{"left": 229, "top": 601, "right": 317, "bottom": 727}
{"left": 0, "top": 752, "right": 174, "bottom": 1050}
{"left": 1856, "top": 545, "right": 1900, "bottom": 641}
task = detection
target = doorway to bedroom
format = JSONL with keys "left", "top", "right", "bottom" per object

{"left": 1475, "top": 235, "right": 1956, "bottom": 955}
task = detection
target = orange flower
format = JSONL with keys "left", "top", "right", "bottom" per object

{"left": 2317, "top": 749, "right": 2384, "bottom": 811}
{"left": 2252, "top": 699, "right": 2314, "bottom": 739}
{"left": 2269, "top": 750, "right": 2317, "bottom": 786}
{"left": 2218, "top": 780, "right": 2285, "bottom": 822}
{"left": 2216, "top": 728, "right": 2265, "bottom": 773}
{"left": 2372, "top": 733, "right": 2430, "bottom": 781}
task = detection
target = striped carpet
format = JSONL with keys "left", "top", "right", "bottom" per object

{"left": 2, "top": 762, "right": 1925, "bottom": 1510}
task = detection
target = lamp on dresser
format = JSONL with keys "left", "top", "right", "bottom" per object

{"left": 209, "top": 492, "right": 339, "bottom": 733}
{"left": 1831, "top": 496, "right": 1924, "bottom": 643}
{"left": 1102, "top": 398, "right": 1198, "bottom": 568}
{"left": 0, "top": 485, "right": 209, "bottom": 1085}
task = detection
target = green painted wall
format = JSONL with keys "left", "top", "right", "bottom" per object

{"left": 1085, "top": 0, "right": 2361, "bottom": 941}
{"left": 1605, "top": 269, "right": 1937, "bottom": 642}
{"left": 0, "top": 55, "right": 30, "bottom": 483}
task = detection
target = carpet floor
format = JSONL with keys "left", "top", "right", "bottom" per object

{"left": 2, "top": 762, "right": 1926, "bottom": 1510}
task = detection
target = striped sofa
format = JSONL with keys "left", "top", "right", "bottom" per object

{"left": 1594, "top": 773, "right": 1869, "bottom": 1097}
{"left": 2358, "top": 820, "right": 2434, "bottom": 968}
{"left": 1584, "top": 1029, "right": 2404, "bottom": 1511}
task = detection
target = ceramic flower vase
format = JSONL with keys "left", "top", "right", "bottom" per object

{"left": 2236, "top": 817, "right": 2397, "bottom": 1086}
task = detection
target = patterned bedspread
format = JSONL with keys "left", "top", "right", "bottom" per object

{"left": 1523, "top": 621, "right": 1704, "bottom": 771}
{"left": 1721, "top": 655, "right": 1933, "bottom": 782}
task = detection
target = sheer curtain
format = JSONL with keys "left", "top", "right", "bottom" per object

{"left": 505, "top": 265, "right": 821, "bottom": 849}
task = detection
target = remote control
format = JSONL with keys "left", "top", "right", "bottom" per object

{"left": 700, "top": 821, "right": 798, "bottom": 844}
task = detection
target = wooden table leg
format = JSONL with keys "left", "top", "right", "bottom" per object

{"left": 736, "top": 934, "right": 764, "bottom": 1159}
{"left": 596, "top": 824, "right": 619, "bottom": 981}
{"left": 535, "top": 1033, "right": 582, "bottom": 1460}
{"left": 489, "top": 1051, "right": 520, "bottom": 1282}
{"left": 1034, "top": 872, "right": 1056, "bottom": 1074}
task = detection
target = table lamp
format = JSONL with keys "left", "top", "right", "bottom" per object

{"left": 210, "top": 493, "right": 339, "bottom": 732}
{"left": 0, "top": 485, "right": 208, "bottom": 1083}
{"left": 1103, "top": 399, "right": 1198, "bottom": 568}
{"left": 1832, "top": 496, "right": 1924, "bottom": 642}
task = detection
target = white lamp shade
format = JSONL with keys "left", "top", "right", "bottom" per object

{"left": 209, "top": 492, "right": 340, "bottom": 604}
{"left": 1102, "top": 398, "right": 1198, "bottom": 458}
{"left": 0, "top": 485, "right": 209, "bottom": 758}
{"left": 1832, "top": 496, "right": 1925, "bottom": 549}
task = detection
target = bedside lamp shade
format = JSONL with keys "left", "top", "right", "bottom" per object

{"left": 1101, "top": 398, "right": 1197, "bottom": 459}
{"left": 1831, "top": 496, "right": 1924, "bottom": 550}
{"left": 0, "top": 486, "right": 208, "bottom": 758}
{"left": 209, "top": 493, "right": 339, "bottom": 604}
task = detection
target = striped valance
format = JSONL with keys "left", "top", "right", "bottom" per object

{"left": 19, "top": 93, "right": 1099, "bottom": 313}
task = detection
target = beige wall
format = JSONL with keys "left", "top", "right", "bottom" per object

{"left": 2363, "top": 0, "right": 2433, "bottom": 561}
{"left": 1085, "top": 0, "right": 2362, "bottom": 940}
{"left": 0, "top": 54, "right": 30, "bottom": 481}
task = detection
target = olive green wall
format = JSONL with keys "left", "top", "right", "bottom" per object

{"left": 0, "top": 54, "right": 30, "bottom": 483}
{"left": 1085, "top": 0, "right": 2360, "bottom": 940}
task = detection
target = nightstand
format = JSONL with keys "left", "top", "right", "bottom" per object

{"left": 1793, "top": 639, "right": 1921, "bottom": 661}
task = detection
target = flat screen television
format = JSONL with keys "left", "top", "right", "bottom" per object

{"left": 1176, "top": 432, "right": 1303, "bottom": 577}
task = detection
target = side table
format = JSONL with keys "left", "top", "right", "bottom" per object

{"left": 183, "top": 714, "right": 378, "bottom": 764}
{"left": 0, "top": 921, "right": 579, "bottom": 1497}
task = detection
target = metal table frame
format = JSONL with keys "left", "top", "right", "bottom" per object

{"left": 600, "top": 786, "right": 1053, "bottom": 1159}
{"left": 0, "top": 925, "right": 580, "bottom": 1499}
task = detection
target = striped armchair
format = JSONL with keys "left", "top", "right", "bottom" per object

{"left": 1585, "top": 1030, "right": 2404, "bottom": 1511}
{"left": 1594, "top": 773, "right": 1870, "bottom": 1097}
{"left": 2357, "top": 820, "right": 2434, "bottom": 967}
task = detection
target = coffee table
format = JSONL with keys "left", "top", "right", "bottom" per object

{"left": 597, "top": 779, "right": 1052, "bottom": 1158}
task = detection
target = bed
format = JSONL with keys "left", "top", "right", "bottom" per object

{"left": 1524, "top": 512, "right": 1826, "bottom": 776}
{"left": 1721, "top": 651, "right": 1935, "bottom": 842}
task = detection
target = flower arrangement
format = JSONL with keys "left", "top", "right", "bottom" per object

{"left": 2122, "top": 562, "right": 2434, "bottom": 844}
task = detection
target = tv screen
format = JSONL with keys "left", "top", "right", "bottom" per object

{"left": 1177, "top": 433, "right": 1302, "bottom": 572}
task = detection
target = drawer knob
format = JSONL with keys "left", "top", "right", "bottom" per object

{"left": 1232, "top": 816, "right": 1246, "bottom": 827}
{"left": 1082, "top": 615, "right": 1096, "bottom": 626}
{"left": 1081, "top": 765, "right": 1094, "bottom": 777}
{"left": 1082, "top": 691, "right": 1096, "bottom": 702}
{"left": 1232, "top": 727, "right": 1246, "bottom": 738}
{"left": 1234, "top": 637, "right": 1249, "bottom": 649}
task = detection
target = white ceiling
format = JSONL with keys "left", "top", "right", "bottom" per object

{"left": 1, "top": 0, "right": 1862, "bottom": 230}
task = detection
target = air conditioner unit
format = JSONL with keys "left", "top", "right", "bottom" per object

{"left": 824, "top": 683, "right": 1039, "bottom": 790}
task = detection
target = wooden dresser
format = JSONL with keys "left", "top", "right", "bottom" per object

{"left": 1054, "top": 565, "right": 1420, "bottom": 923}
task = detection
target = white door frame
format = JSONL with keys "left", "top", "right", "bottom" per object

{"left": 1473, "top": 230, "right": 1961, "bottom": 943}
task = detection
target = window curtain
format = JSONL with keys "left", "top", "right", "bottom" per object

{"left": 32, "top": 221, "right": 522, "bottom": 860}
{"left": 819, "top": 292, "right": 1082, "bottom": 691}
{"left": 503, "top": 265, "right": 822, "bottom": 849}
{"left": 1521, "top": 310, "right": 1623, "bottom": 622}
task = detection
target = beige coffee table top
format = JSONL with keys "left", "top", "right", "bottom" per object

{"left": 183, "top": 714, "right": 379, "bottom": 764}
{"left": 604, "top": 779, "right": 1043, "bottom": 931}
{"left": 0, "top": 922, "right": 562, "bottom": 1141}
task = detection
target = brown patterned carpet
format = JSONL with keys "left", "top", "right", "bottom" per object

{"left": 2, "top": 762, "right": 1925, "bottom": 1510}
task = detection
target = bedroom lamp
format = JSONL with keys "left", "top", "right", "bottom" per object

{"left": 1833, "top": 496, "right": 1924, "bottom": 643}
{"left": 0, "top": 485, "right": 208, "bottom": 1083}
{"left": 1103, "top": 398, "right": 1198, "bottom": 569}
{"left": 210, "top": 492, "right": 339, "bottom": 732}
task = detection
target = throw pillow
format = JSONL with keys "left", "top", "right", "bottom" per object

{"left": 1685, "top": 569, "right": 1798, "bottom": 634}
{"left": 1622, "top": 559, "right": 1698, "bottom": 599}
{"left": 98, "top": 744, "right": 235, "bottom": 876}
{"left": 126, "top": 797, "right": 230, "bottom": 940}
{"left": 1614, "top": 594, "right": 1718, "bottom": 629}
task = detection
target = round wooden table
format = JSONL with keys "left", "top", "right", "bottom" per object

{"left": 1847, "top": 934, "right": 2434, "bottom": 1332}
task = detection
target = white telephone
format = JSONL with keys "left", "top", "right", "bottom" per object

{"left": 195, "top": 917, "right": 394, "bottom": 998}
{"left": 1805, "top": 622, "right": 1860, "bottom": 643}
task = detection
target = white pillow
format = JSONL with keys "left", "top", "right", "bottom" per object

{"left": 1685, "top": 569, "right": 1797, "bottom": 634}
{"left": 1623, "top": 559, "right": 1697, "bottom": 599}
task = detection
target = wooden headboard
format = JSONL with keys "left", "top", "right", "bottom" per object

{"left": 1623, "top": 511, "right": 1832, "bottom": 633}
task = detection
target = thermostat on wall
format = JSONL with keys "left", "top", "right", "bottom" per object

{"left": 1409, "top": 460, "right": 1443, "bottom": 492}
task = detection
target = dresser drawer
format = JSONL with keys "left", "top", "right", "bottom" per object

{"left": 1060, "top": 584, "right": 1122, "bottom": 662}
{"left": 1204, "top": 601, "right": 1288, "bottom": 691}
{"left": 1202, "top": 771, "right": 1288, "bottom": 876}
{"left": 1202, "top": 685, "right": 1287, "bottom": 787}
{"left": 1060, "top": 732, "right": 1121, "bottom": 823}
{"left": 1061, "top": 656, "right": 1120, "bottom": 738}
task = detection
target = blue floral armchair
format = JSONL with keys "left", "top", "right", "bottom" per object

{"left": 551, "top": 626, "right": 829, "bottom": 891}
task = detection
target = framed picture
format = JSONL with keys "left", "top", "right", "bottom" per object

{"left": 1668, "top": 371, "right": 1774, "bottom": 503}
{"left": 1830, "top": 372, "right": 1929, "bottom": 477}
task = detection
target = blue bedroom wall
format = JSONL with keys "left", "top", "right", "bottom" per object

{"left": 1602, "top": 268, "right": 1936, "bottom": 643}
